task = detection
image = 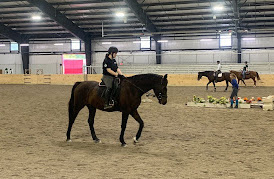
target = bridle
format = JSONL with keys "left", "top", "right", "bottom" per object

{"left": 121, "top": 76, "right": 167, "bottom": 101}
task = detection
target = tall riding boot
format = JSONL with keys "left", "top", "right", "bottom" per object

{"left": 230, "top": 99, "right": 234, "bottom": 108}
{"left": 104, "top": 88, "right": 113, "bottom": 109}
{"left": 235, "top": 100, "right": 239, "bottom": 108}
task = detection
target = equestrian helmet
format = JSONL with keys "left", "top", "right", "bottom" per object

{"left": 108, "top": 46, "right": 118, "bottom": 54}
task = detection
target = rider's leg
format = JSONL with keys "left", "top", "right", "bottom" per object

{"left": 102, "top": 75, "right": 114, "bottom": 109}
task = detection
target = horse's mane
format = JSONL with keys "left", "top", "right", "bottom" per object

{"left": 200, "top": 71, "right": 214, "bottom": 73}
{"left": 127, "top": 73, "right": 163, "bottom": 82}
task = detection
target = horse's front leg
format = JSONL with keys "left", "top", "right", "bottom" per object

{"left": 252, "top": 77, "right": 256, "bottom": 87}
{"left": 242, "top": 80, "right": 246, "bottom": 87}
{"left": 120, "top": 112, "right": 129, "bottom": 147}
{"left": 224, "top": 80, "right": 229, "bottom": 91}
{"left": 213, "top": 81, "right": 216, "bottom": 92}
{"left": 130, "top": 110, "right": 144, "bottom": 144}
{"left": 206, "top": 81, "right": 211, "bottom": 91}
{"left": 87, "top": 105, "right": 100, "bottom": 143}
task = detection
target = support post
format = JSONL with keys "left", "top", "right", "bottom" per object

{"left": 155, "top": 35, "right": 161, "bottom": 64}
{"left": 21, "top": 40, "right": 30, "bottom": 74}
{"left": 85, "top": 37, "right": 92, "bottom": 66}
{"left": 237, "top": 33, "right": 242, "bottom": 63}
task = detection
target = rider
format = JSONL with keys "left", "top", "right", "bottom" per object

{"left": 215, "top": 61, "right": 222, "bottom": 83}
{"left": 102, "top": 46, "right": 124, "bottom": 109}
{"left": 242, "top": 61, "right": 248, "bottom": 79}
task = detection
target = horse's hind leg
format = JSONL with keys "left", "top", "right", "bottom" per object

{"left": 130, "top": 110, "right": 144, "bottom": 144}
{"left": 66, "top": 107, "right": 82, "bottom": 142}
{"left": 120, "top": 112, "right": 129, "bottom": 147}
{"left": 87, "top": 105, "right": 100, "bottom": 143}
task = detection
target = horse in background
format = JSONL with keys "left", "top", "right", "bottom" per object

{"left": 197, "top": 71, "right": 232, "bottom": 92}
{"left": 230, "top": 70, "right": 260, "bottom": 87}
{"left": 66, "top": 74, "right": 168, "bottom": 147}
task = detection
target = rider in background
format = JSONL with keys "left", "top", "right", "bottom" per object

{"left": 230, "top": 73, "right": 239, "bottom": 108}
{"left": 242, "top": 61, "right": 249, "bottom": 79}
{"left": 102, "top": 46, "right": 124, "bottom": 109}
{"left": 215, "top": 61, "right": 222, "bottom": 83}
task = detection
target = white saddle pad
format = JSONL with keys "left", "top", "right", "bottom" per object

{"left": 218, "top": 73, "right": 222, "bottom": 77}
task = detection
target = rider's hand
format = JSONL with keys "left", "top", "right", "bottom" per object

{"left": 118, "top": 74, "right": 126, "bottom": 79}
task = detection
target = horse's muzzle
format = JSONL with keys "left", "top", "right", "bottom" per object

{"left": 159, "top": 98, "right": 167, "bottom": 105}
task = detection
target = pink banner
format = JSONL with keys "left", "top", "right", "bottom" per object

{"left": 63, "top": 59, "right": 83, "bottom": 74}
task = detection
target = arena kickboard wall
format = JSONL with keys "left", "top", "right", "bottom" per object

{"left": 0, "top": 74, "right": 274, "bottom": 86}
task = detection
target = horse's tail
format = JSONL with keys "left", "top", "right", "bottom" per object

{"left": 256, "top": 72, "right": 261, "bottom": 80}
{"left": 69, "top": 82, "right": 81, "bottom": 116}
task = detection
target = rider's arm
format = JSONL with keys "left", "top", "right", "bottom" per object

{"left": 106, "top": 68, "right": 118, "bottom": 77}
{"left": 117, "top": 68, "right": 123, "bottom": 75}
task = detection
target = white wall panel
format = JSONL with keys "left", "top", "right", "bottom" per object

{"left": 30, "top": 55, "right": 62, "bottom": 74}
{"left": 161, "top": 51, "right": 237, "bottom": 64}
{"left": 92, "top": 51, "right": 156, "bottom": 65}
{"left": 30, "top": 42, "right": 71, "bottom": 52}
{"left": 242, "top": 37, "right": 274, "bottom": 48}
{"left": 0, "top": 43, "right": 10, "bottom": 53}
{"left": 0, "top": 54, "right": 22, "bottom": 74}
{"left": 161, "top": 39, "right": 219, "bottom": 50}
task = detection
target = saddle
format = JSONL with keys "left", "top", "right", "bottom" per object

{"left": 99, "top": 78, "right": 121, "bottom": 106}
{"left": 217, "top": 73, "right": 222, "bottom": 77}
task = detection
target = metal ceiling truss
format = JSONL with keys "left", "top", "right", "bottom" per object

{"left": 26, "top": 0, "right": 90, "bottom": 42}
{"left": 0, "top": 22, "right": 27, "bottom": 43}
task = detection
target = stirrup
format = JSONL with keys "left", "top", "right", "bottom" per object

{"left": 104, "top": 103, "right": 113, "bottom": 109}
{"left": 109, "top": 99, "right": 115, "bottom": 106}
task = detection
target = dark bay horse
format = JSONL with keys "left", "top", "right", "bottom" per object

{"left": 230, "top": 70, "right": 260, "bottom": 87}
{"left": 197, "top": 71, "right": 231, "bottom": 91}
{"left": 66, "top": 74, "right": 168, "bottom": 147}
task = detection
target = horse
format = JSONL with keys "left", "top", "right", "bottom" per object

{"left": 197, "top": 71, "right": 232, "bottom": 92}
{"left": 230, "top": 70, "right": 260, "bottom": 87}
{"left": 66, "top": 73, "right": 168, "bottom": 147}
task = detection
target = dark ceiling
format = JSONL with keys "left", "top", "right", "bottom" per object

{"left": 1, "top": 0, "right": 274, "bottom": 41}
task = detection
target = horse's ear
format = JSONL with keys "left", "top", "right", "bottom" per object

{"left": 164, "top": 74, "right": 168, "bottom": 79}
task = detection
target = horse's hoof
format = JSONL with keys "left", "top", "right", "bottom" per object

{"left": 94, "top": 139, "right": 101, "bottom": 143}
{"left": 121, "top": 143, "right": 127, "bottom": 147}
{"left": 66, "top": 139, "right": 72, "bottom": 142}
{"left": 133, "top": 137, "right": 139, "bottom": 144}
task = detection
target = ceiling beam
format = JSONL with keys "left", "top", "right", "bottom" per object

{"left": 0, "top": 22, "right": 25, "bottom": 43}
{"left": 232, "top": 0, "right": 240, "bottom": 32}
{"left": 26, "top": 0, "right": 89, "bottom": 42}
{"left": 124, "top": 0, "right": 158, "bottom": 33}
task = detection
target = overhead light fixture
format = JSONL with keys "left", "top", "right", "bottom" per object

{"left": 133, "top": 41, "right": 141, "bottom": 43}
{"left": 116, "top": 12, "right": 125, "bottom": 17}
{"left": 54, "top": 43, "right": 63, "bottom": 46}
{"left": 32, "top": 15, "right": 42, "bottom": 20}
{"left": 157, "top": 40, "right": 168, "bottom": 43}
{"left": 242, "top": 38, "right": 255, "bottom": 41}
{"left": 200, "top": 39, "right": 213, "bottom": 42}
{"left": 213, "top": 6, "right": 224, "bottom": 11}
{"left": 20, "top": 44, "right": 29, "bottom": 46}
{"left": 102, "top": 42, "right": 112, "bottom": 45}
{"left": 0, "top": 44, "right": 6, "bottom": 47}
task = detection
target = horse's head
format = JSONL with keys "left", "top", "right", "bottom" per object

{"left": 197, "top": 72, "right": 203, "bottom": 81}
{"left": 153, "top": 74, "right": 168, "bottom": 105}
